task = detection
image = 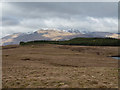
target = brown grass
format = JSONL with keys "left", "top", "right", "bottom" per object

{"left": 2, "top": 44, "right": 118, "bottom": 88}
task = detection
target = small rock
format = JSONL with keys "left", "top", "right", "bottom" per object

{"left": 59, "top": 82, "right": 65, "bottom": 85}
{"left": 61, "top": 84, "right": 69, "bottom": 88}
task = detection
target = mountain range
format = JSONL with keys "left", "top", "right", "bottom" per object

{"left": 2, "top": 28, "right": 119, "bottom": 46}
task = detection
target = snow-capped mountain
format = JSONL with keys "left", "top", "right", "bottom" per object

{"left": 1, "top": 29, "right": 119, "bottom": 46}
{"left": 1, "top": 29, "right": 75, "bottom": 46}
{"left": 65, "top": 29, "right": 90, "bottom": 34}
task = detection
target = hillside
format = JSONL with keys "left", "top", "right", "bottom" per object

{"left": 2, "top": 29, "right": 120, "bottom": 46}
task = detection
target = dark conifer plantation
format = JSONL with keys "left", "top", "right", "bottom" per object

{"left": 20, "top": 37, "right": 120, "bottom": 46}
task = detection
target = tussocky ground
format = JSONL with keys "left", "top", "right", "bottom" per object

{"left": 2, "top": 44, "right": 118, "bottom": 88}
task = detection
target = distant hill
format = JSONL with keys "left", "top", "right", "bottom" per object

{"left": 2, "top": 28, "right": 120, "bottom": 46}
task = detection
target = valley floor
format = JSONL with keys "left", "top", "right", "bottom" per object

{"left": 2, "top": 44, "right": 119, "bottom": 88}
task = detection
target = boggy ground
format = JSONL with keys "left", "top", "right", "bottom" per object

{"left": 2, "top": 44, "right": 118, "bottom": 88}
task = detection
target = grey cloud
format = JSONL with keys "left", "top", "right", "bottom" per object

{"left": 3, "top": 2, "right": 118, "bottom": 19}
{"left": 2, "top": 2, "right": 118, "bottom": 37}
{"left": 2, "top": 16, "right": 20, "bottom": 26}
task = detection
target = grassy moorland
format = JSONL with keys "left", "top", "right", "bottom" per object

{"left": 2, "top": 44, "right": 118, "bottom": 88}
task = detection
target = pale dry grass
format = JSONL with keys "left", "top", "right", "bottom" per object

{"left": 2, "top": 44, "right": 118, "bottom": 88}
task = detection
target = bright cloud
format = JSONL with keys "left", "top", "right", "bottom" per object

{"left": 2, "top": 2, "right": 118, "bottom": 37}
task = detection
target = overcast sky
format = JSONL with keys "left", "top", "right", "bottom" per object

{"left": 1, "top": 2, "right": 118, "bottom": 37}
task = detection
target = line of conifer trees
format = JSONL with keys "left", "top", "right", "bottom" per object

{"left": 20, "top": 37, "right": 120, "bottom": 46}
